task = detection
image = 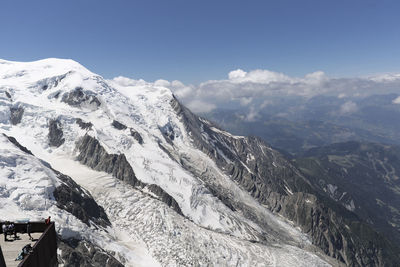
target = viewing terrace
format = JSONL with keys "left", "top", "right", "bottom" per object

{"left": 0, "top": 221, "right": 57, "bottom": 267}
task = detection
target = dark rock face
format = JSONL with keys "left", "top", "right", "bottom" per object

{"left": 76, "top": 118, "right": 93, "bottom": 130}
{"left": 58, "top": 238, "right": 124, "bottom": 267}
{"left": 76, "top": 134, "right": 182, "bottom": 214}
{"left": 159, "top": 123, "right": 175, "bottom": 144}
{"left": 3, "top": 133, "right": 33, "bottom": 155}
{"left": 76, "top": 134, "right": 143, "bottom": 187}
{"left": 10, "top": 106, "right": 24, "bottom": 125}
{"left": 61, "top": 87, "right": 101, "bottom": 109}
{"left": 146, "top": 184, "right": 183, "bottom": 215}
{"left": 274, "top": 192, "right": 400, "bottom": 266}
{"left": 112, "top": 120, "right": 127, "bottom": 130}
{"left": 170, "top": 96, "right": 400, "bottom": 266}
{"left": 53, "top": 170, "right": 110, "bottom": 228}
{"left": 34, "top": 71, "right": 69, "bottom": 92}
{"left": 130, "top": 128, "right": 143, "bottom": 144}
{"left": 48, "top": 90, "right": 61, "bottom": 99}
{"left": 48, "top": 119, "right": 65, "bottom": 147}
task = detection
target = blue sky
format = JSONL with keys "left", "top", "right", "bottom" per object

{"left": 1, "top": 0, "right": 399, "bottom": 83}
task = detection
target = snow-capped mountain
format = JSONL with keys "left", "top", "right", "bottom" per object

{"left": 0, "top": 58, "right": 398, "bottom": 266}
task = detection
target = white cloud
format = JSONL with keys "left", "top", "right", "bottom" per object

{"left": 260, "top": 99, "right": 272, "bottom": 108}
{"left": 228, "top": 69, "right": 247, "bottom": 80}
{"left": 393, "top": 96, "right": 400, "bottom": 104}
{"left": 186, "top": 100, "right": 216, "bottom": 113}
{"left": 304, "top": 71, "right": 326, "bottom": 81}
{"left": 369, "top": 73, "right": 400, "bottom": 82}
{"left": 244, "top": 106, "right": 259, "bottom": 122}
{"left": 154, "top": 79, "right": 170, "bottom": 87}
{"left": 169, "top": 80, "right": 194, "bottom": 99}
{"left": 112, "top": 69, "right": 400, "bottom": 115}
{"left": 112, "top": 76, "right": 148, "bottom": 87}
{"left": 239, "top": 97, "right": 253, "bottom": 106}
{"left": 340, "top": 101, "right": 358, "bottom": 114}
{"left": 228, "top": 69, "right": 291, "bottom": 84}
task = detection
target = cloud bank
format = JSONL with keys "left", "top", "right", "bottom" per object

{"left": 393, "top": 96, "right": 400, "bottom": 104}
{"left": 111, "top": 69, "right": 400, "bottom": 115}
{"left": 340, "top": 101, "right": 358, "bottom": 114}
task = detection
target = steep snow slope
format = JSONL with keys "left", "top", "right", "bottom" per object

{"left": 0, "top": 134, "right": 155, "bottom": 266}
{"left": 0, "top": 58, "right": 333, "bottom": 266}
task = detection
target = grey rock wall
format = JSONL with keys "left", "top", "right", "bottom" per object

{"left": 146, "top": 184, "right": 183, "bottom": 215}
{"left": 76, "top": 134, "right": 143, "bottom": 187}
{"left": 3, "top": 133, "right": 33, "bottom": 155}
{"left": 76, "top": 118, "right": 93, "bottom": 130}
{"left": 10, "top": 106, "right": 24, "bottom": 125}
{"left": 58, "top": 238, "right": 124, "bottom": 267}
{"left": 53, "top": 170, "right": 111, "bottom": 228}
{"left": 112, "top": 120, "right": 127, "bottom": 130}
{"left": 76, "top": 134, "right": 182, "bottom": 215}
{"left": 48, "top": 119, "right": 65, "bottom": 147}
{"left": 130, "top": 128, "right": 143, "bottom": 144}
{"left": 61, "top": 87, "right": 101, "bottom": 110}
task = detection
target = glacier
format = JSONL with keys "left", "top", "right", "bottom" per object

{"left": 0, "top": 58, "right": 335, "bottom": 266}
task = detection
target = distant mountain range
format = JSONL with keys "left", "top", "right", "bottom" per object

{"left": 203, "top": 93, "right": 400, "bottom": 155}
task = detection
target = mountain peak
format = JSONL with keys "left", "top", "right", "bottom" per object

{"left": 0, "top": 58, "right": 95, "bottom": 85}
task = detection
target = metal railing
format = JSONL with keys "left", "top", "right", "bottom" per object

{"left": 0, "top": 222, "right": 48, "bottom": 235}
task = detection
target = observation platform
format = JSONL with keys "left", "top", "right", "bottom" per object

{"left": 0, "top": 232, "right": 41, "bottom": 267}
{"left": 0, "top": 222, "right": 57, "bottom": 267}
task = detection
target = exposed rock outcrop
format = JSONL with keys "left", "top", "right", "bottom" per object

{"left": 76, "top": 134, "right": 182, "bottom": 215}
{"left": 10, "top": 106, "right": 24, "bottom": 125}
{"left": 76, "top": 118, "right": 93, "bottom": 130}
{"left": 48, "top": 119, "right": 65, "bottom": 147}
{"left": 33, "top": 71, "right": 70, "bottom": 91}
{"left": 159, "top": 123, "right": 175, "bottom": 145}
{"left": 61, "top": 87, "right": 101, "bottom": 110}
{"left": 53, "top": 170, "right": 110, "bottom": 228}
{"left": 130, "top": 128, "right": 143, "bottom": 144}
{"left": 112, "top": 120, "right": 127, "bottom": 130}
{"left": 3, "top": 133, "right": 33, "bottom": 155}
{"left": 5, "top": 91, "right": 11, "bottom": 99}
{"left": 146, "top": 184, "right": 183, "bottom": 215}
{"left": 58, "top": 238, "right": 124, "bottom": 267}
{"left": 76, "top": 134, "right": 142, "bottom": 187}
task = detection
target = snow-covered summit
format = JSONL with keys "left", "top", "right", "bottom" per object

{"left": 0, "top": 58, "right": 94, "bottom": 79}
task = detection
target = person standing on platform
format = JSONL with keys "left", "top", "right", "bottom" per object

{"left": 2, "top": 223, "right": 8, "bottom": 241}
{"left": 27, "top": 223, "right": 33, "bottom": 240}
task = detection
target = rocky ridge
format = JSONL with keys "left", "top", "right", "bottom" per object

{"left": 170, "top": 96, "right": 400, "bottom": 266}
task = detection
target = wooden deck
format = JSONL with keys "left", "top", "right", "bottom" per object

{"left": 0, "top": 232, "right": 42, "bottom": 267}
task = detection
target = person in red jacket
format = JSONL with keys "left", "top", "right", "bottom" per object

{"left": 45, "top": 216, "right": 51, "bottom": 225}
